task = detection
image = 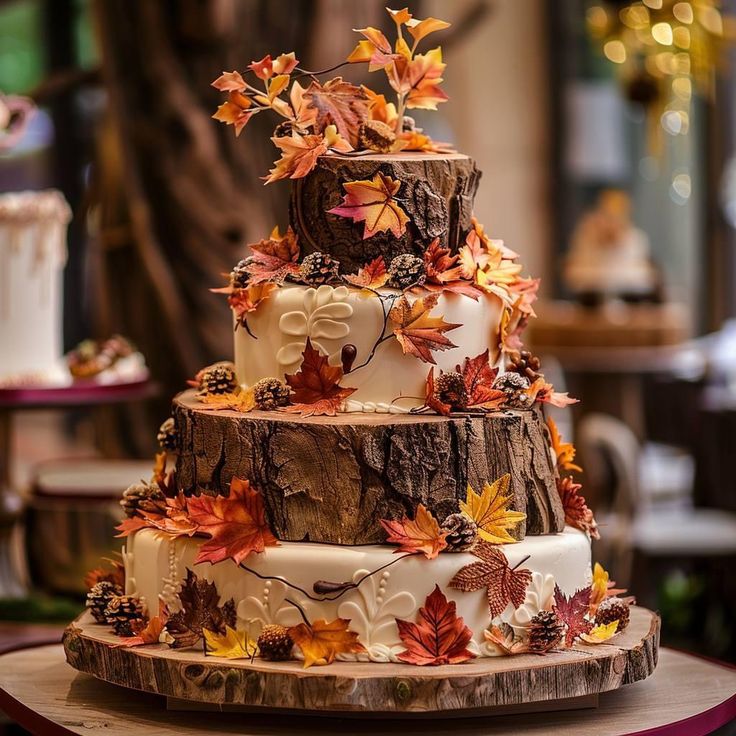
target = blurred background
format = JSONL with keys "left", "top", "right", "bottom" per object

{"left": 0, "top": 0, "right": 735, "bottom": 703}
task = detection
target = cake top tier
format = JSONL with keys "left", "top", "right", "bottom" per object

{"left": 290, "top": 152, "right": 480, "bottom": 271}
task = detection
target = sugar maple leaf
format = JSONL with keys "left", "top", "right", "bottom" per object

{"left": 510, "top": 276, "right": 540, "bottom": 318}
{"left": 396, "top": 584, "right": 474, "bottom": 666}
{"left": 211, "top": 282, "right": 277, "bottom": 325}
{"left": 165, "top": 569, "right": 237, "bottom": 649}
{"left": 328, "top": 173, "right": 410, "bottom": 239}
{"left": 389, "top": 48, "right": 448, "bottom": 110}
{"left": 212, "top": 91, "right": 254, "bottom": 136}
{"left": 115, "top": 493, "right": 198, "bottom": 539}
{"left": 449, "top": 541, "right": 532, "bottom": 619}
{"left": 379, "top": 503, "right": 448, "bottom": 559}
{"left": 424, "top": 367, "right": 451, "bottom": 416}
{"left": 245, "top": 226, "right": 301, "bottom": 285}
{"left": 460, "top": 475, "right": 526, "bottom": 544}
{"left": 303, "top": 78, "right": 369, "bottom": 147}
{"left": 456, "top": 350, "right": 505, "bottom": 410}
{"left": 527, "top": 378, "right": 579, "bottom": 408}
{"left": 348, "top": 27, "right": 401, "bottom": 71}
{"left": 406, "top": 16, "right": 451, "bottom": 44}
{"left": 424, "top": 239, "right": 462, "bottom": 283}
{"left": 389, "top": 293, "right": 460, "bottom": 364}
{"left": 198, "top": 387, "right": 256, "bottom": 414}
{"left": 422, "top": 239, "right": 479, "bottom": 299}
{"left": 484, "top": 623, "right": 531, "bottom": 656}
{"left": 547, "top": 416, "right": 582, "bottom": 473}
{"left": 343, "top": 256, "right": 389, "bottom": 289}
{"left": 553, "top": 584, "right": 593, "bottom": 647}
{"left": 589, "top": 562, "right": 627, "bottom": 613}
{"left": 84, "top": 559, "right": 125, "bottom": 590}
{"left": 580, "top": 621, "right": 619, "bottom": 645}
{"left": 265, "top": 125, "right": 352, "bottom": 184}
{"left": 283, "top": 339, "right": 356, "bottom": 417}
{"left": 557, "top": 476, "right": 600, "bottom": 541}
{"left": 187, "top": 478, "right": 279, "bottom": 565}
{"left": 115, "top": 603, "right": 168, "bottom": 648}
{"left": 288, "top": 618, "right": 365, "bottom": 668}
{"left": 204, "top": 625, "right": 258, "bottom": 659}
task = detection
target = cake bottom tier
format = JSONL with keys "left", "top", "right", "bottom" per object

{"left": 124, "top": 528, "right": 591, "bottom": 662}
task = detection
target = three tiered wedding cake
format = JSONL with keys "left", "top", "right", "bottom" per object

{"left": 76, "top": 8, "right": 639, "bottom": 676}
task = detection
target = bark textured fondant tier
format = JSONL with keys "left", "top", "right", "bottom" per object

{"left": 173, "top": 391, "right": 564, "bottom": 544}
{"left": 289, "top": 153, "right": 480, "bottom": 272}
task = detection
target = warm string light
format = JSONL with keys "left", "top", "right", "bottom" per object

{"left": 587, "top": 0, "right": 735, "bottom": 144}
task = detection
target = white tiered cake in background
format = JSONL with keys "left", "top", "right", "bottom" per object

{"left": 0, "top": 190, "right": 71, "bottom": 385}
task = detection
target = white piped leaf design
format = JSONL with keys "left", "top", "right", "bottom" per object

{"left": 337, "top": 569, "right": 415, "bottom": 651}
{"left": 276, "top": 286, "right": 354, "bottom": 370}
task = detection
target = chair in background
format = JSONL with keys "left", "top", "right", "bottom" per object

{"left": 576, "top": 413, "right": 736, "bottom": 602}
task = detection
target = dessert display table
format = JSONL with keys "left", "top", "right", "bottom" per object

{"left": 62, "top": 608, "right": 660, "bottom": 716}
{"left": 0, "top": 378, "right": 157, "bottom": 598}
{"left": 1, "top": 641, "right": 734, "bottom": 735}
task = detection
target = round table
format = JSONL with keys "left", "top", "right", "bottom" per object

{"left": 0, "top": 643, "right": 733, "bottom": 736}
{"left": 0, "top": 378, "right": 157, "bottom": 597}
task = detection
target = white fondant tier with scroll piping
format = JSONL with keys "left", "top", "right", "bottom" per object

{"left": 0, "top": 190, "right": 71, "bottom": 384}
{"left": 124, "top": 527, "right": 591, "bottom": 661}
{"left": 234, "top": 284, "right": 505, "bottom": 412}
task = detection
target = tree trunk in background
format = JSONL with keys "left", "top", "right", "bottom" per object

{"left": 91, "top": 1, "right": 390, "bottom": 433}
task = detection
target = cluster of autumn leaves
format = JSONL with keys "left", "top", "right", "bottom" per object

{"left": 213, "top": 7, "right": 453, "bottom": 183}
{"left": 547, "top": 416, "right": 600, "bottom": 540}
{"left": 210, "top": 216, "right": 570, "bottom": 418}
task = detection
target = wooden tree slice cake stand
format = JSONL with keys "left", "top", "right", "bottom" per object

{"left": 63, "top": 607, "right": 660, "bottom": 717}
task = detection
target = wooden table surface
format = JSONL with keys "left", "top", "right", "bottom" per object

{"left": 0, "top": 645, "right": 734, "bottom": 736}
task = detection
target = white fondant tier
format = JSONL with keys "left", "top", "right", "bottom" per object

{"left": 123, "top": 527, "right": 591, "bottom": 661}
{"left": 0, "top": 190, "right": 70, "bottom": 382}
{"left": 234, "top": 284, "right": 505, "bottom": 412}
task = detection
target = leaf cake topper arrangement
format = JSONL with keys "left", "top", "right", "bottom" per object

{"left": 213, "top": 6, "right": 453, "bottom": 183}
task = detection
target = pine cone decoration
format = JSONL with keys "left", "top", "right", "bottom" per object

{"left": 528, "top": 610, "right": 564, "bottom": 653}
{"left": 253, "top": 377, "right": 291, "bottom": 410}
{"left": 86, "top": 580, "right": 123, "bottom": 623}
{"left": 120, "top": 481, "right": 166, "bottom": 518}
{"left": 199, "top": 363, "right": 238, "bottom": 396}
{"left": 230, "top": 258, "right": 254, "bottom": 289}
{"left": 104, "top": 594, "right": 146, "bottom": 637}
{"left": 506, "top": 350, "right": 542, "bottom": 383}
{"left": 492, "top": 371, "right": 532, "bottom": 409}
{"left": 389, "top": 254, "right": 426, "bottom": 289}
{"left": 434, "top": 371, "right": 468, "bottom": 411}
{"left": 273, "top": 120, "right": 294, "bottom": 138}
{"left": 300, "top": 252, "right": 340, "bottom": 286}
{"left": 441, "top": 513, "right": 478, "bottom": 552}
{"left": 359, "top": 119, "right": 396, "bottom": 153}
{"left": 595, "top": 597, "right": 631, "bottom": 632}
{"left": 257, "top": 624, "right": 294, "bottom": 661}
{"left": 157, "top": 417, "right": 178, "bottom": 452}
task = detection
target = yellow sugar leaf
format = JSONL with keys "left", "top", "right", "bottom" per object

{"left": 547, "top": 416, "right": 582, "bottom": 473}
{"left": 460, "top": 474, "right": 526, "bottom": 544}
{"left": 200, "top": 387, "right": 255, "bottom": 414}
{"left": 580, "top": 620, "right": 619, "bottom": 644}
{"left": 203, "top": 626, "right": 258, "bottom": 659}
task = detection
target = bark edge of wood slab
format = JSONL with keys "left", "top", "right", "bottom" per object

{"left": 172, "top": 390, "right": 564, "bottom": 544}
{"left": 62, "top": 607, "right": 660, "bottom": 714}
{"left": 289, "top": 153, "right": 481, "bottom": 272}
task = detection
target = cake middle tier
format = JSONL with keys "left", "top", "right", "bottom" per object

{"left": 173, "top": 391, "right": 565, "bottom": 543}
{"left": 235, "top": 283, "right": 506, "bottom": 412}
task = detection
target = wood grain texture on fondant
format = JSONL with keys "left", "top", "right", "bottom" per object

{"left": 289, "top": 153, "right": 480, "bottom": 272}
{"left": 172, "top": 390, "right": 564, "bottom": 544}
